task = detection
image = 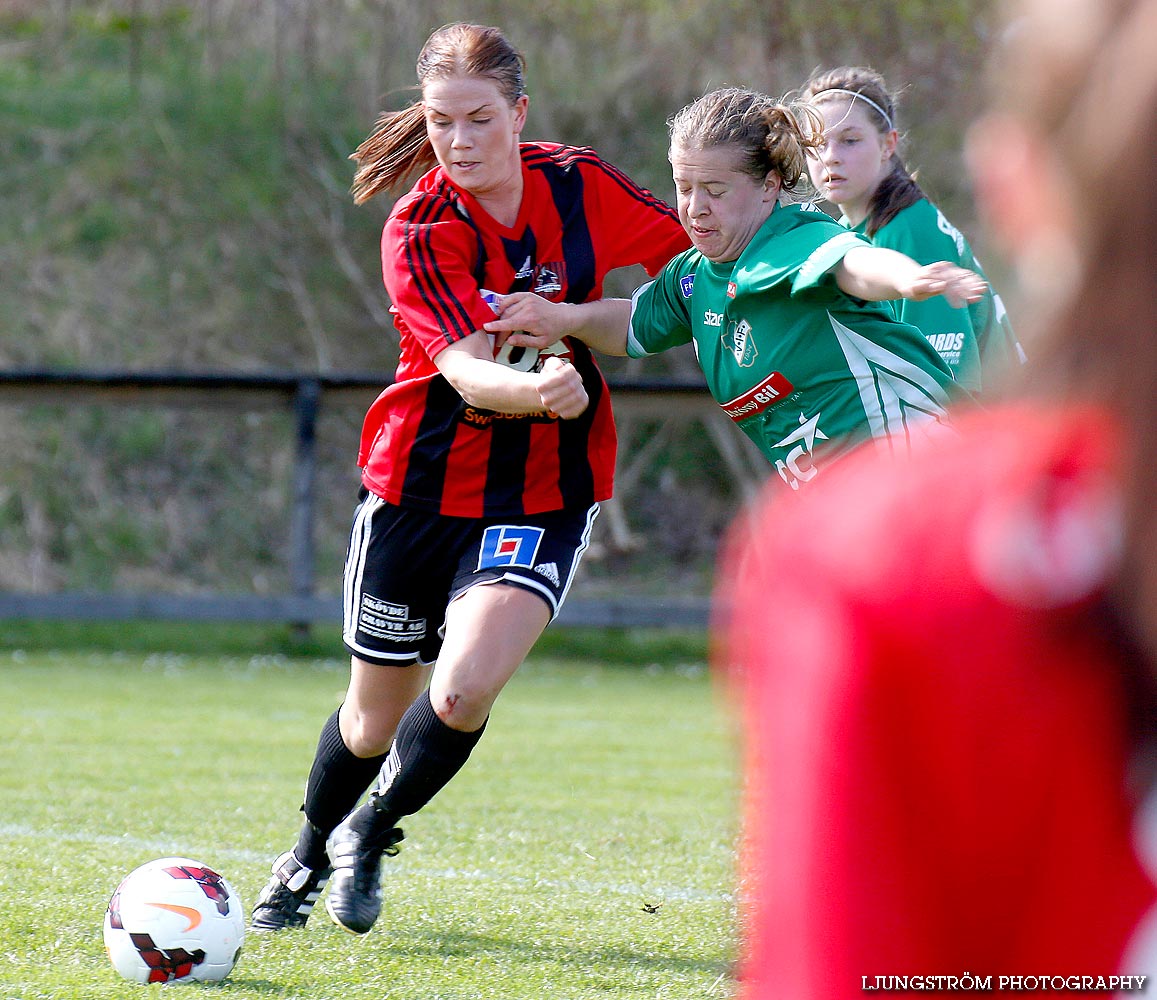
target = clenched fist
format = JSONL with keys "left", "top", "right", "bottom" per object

{"left": 536, "top": 356, "right": 588, "bottom": 419}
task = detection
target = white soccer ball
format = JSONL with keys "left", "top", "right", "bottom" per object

{"left": 103, "top": 857, "right": 245, "bottom": 984}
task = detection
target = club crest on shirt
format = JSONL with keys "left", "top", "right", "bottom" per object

{"left": 679, "top": 274, "right": 695, "bottom": 298}
{"left": 533, "top": 264, "right": 564, "bottom": 296}
{"left": 722, "top": 318, "right": 758, "bottom": 367}
{"left": 512, "top": 257, "right": 566, "bottom": 299}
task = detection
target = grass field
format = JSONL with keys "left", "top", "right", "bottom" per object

{"left": 0, "top": 630, "right": 738, "bottom": 999}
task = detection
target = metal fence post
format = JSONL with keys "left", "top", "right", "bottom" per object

{"left": 289, "top": 377, "right": 322, "bottom": 633}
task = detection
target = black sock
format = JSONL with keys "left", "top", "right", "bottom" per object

{"left": 349, "top": 691, "right": 486, "bottom": 838}
{"left": 294, "top": 709, "right": 387, "bottom": 868}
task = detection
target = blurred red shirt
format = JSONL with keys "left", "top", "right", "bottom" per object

{"left": 720, "top": 404, "right": 1156, "bottom": 999}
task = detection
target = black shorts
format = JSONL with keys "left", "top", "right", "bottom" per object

{"left": 342, "top": 493, "right": 600, "bottom": 666}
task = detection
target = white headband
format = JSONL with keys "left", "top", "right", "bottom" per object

{"left": 812, "top": 88, "right": 894, "bottom": 131}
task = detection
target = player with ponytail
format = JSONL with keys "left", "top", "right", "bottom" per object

{"left": 801, "top": 66, "right": 1023, "bottom": 393}
{"left": 490, "top": 87, "right": 986, "bottom": 493}
{"left": 250, "top": 21, "right": 688, "bottom": 937}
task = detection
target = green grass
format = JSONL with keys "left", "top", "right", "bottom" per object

{"left": 0, "top": 643, "right": 738, "bottom": 999}
{"left": 0, "top": 620, "right": 710, "bottom": 666}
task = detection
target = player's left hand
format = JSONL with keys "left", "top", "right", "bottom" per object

{"left": 906, "top": 262, "right": 988, "bottom": 308}
{"left": 536, "top": 356, "right": 588, "bottom": 419}
{"left": 484, "top": 292, "right": 574, "bottom": 352}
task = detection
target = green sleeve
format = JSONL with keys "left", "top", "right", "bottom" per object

{"left": 736, "top": 212, "right": 868, "bottom": 296}
{"left": 626, "top": 258, "right": 695, "bottom": 358}
{"left": 791, "top": 229, "right": 870, "bottom": 294}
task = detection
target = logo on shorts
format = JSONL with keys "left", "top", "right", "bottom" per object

{"left": 358, "top": 596, "right": 425, "bottom": 642}
{"left": 479, "top": 525, "right": 545, "bottom": 570}
{"left": 534, "top": 561, "right": 561, "bottom": 587}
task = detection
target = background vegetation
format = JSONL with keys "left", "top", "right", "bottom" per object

{"left": 0, "top": 0, "right": 999, "bottom": 604}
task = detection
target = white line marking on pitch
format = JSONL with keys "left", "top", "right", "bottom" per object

{"left": 0, "top": 824, "right": 733, "bottom": 903}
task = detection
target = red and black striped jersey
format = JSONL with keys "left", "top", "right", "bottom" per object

{"left": 358, "top": 142, "right": 689, "bottom": 517}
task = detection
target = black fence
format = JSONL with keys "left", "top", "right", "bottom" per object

{"left": 0, "top": 369, "right": 741, "bottom": 629}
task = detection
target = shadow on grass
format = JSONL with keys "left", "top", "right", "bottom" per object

{"left": 376, "top": 925, "right": 731, "bottom": 979}
{"left": 198, "top": 979, "right": 293, "bottom": 994}
{"left": 239, "top": 919, "right": 734, "bottom": 997}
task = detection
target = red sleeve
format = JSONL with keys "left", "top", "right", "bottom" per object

{"left": 577, "top": 153, "right": 689, "bottom": 276}
{"left": 381, "top": 191, "right": 498, "bottom": 360}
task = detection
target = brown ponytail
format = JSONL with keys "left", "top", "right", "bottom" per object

{"left": 350, "top": 103, "right": 436, "bottom": 205}
{"left": 864, "top": 161, "right": 923, "bottom": 236}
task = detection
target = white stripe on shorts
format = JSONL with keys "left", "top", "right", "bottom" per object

{"left": 557, "top": 503, "right": 600, "bottom": 613}
{"left": 343, "top": 491, "right": 383, "bottom": 648}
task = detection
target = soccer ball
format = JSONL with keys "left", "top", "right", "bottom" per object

{"left": 103, "top": 857, "right": 245, "bottom": 984}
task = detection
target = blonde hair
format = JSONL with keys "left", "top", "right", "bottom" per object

{"left": 667, "top": 87, "right": 823, "bottom": 194}
{"left": 349, "top": 23, "right": 527, "bottom": 204}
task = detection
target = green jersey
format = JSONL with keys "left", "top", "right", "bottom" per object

{"left": 627, "top": 204, "right": 959, "bottom": 492}
{"left": 850, "top": 199, "right": 1023, "bottom": 393}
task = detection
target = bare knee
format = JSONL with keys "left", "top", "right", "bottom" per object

{"left": 340, "top": 656, "right": 431, "bottom": 755}
{"left": 429, "top": 688, "right": 492, "bottom": 731}
{"left": 428, "top": 657, "right": 510, "bottom": 731}
{"left": 338, "top": 703, "right": 395, "bottom": 757}
{"left": 432, "top": 583, "right": 548, "bottom": 730}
